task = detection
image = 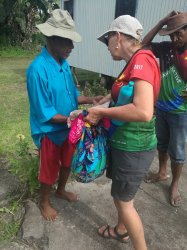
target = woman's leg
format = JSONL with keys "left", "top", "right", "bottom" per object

{"left": 108, "top": 148, "right": 154, "bottom": 248}
{"left": 114, "top": 201, "right": 128, "bottom": 234}
{"left": 98, "top": 200, "right": 129, "bottom": 243}
{"left": 114, "top": 199, "right": 147, "bottom": 250}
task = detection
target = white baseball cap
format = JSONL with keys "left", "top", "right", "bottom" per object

{"left": 98, "top": 15, "right": 143, "bottom": 45}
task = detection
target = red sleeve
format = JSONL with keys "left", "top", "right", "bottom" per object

{"left": 129, "top": 53, "right": 158, "bottom": 86}
{"left": 128, "top": 51, "right": 161, "bottom": 103}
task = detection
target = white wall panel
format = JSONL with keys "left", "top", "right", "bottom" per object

{"left": 136, "top": 0, "right": 187, "bottom": 42}
{"left": 66, "top": 0, "right": 187, "bottom": 77}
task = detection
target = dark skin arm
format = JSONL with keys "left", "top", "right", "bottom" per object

{"left": 93, "top": 94, "right": 112, "bottom": 105}
{"left": 143, "top": 11, "right": 187, "bottom": 101}
{"left": 142, "top": 11, "right": 178, "bottom": 45}
{"left": 49, "top": 114, "right": 68, "bottom": 124}
{"left": 48, "top": 95, "right": 104, "bottom": 124}
{"left": 78, "top": 95, "right": 104, "bottom": 105}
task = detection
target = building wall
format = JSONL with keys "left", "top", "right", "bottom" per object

{"left": 67, "top": 0, "right": 187, "bottom": 77}
{"left": 136, "top": 0, "right": 187, "bottom": 43}
{"left": 68, "top": 0, "right": 117, "bottom": 76}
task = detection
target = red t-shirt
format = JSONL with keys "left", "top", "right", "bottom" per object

{"left": 175, "top": 49, "right": 187, "bottom": 82}
{"left": 111, "top": 49, "right": 161, "bottom": 104}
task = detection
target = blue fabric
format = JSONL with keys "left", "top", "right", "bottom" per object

{"left": 71, "top": 122, "right": 109, "bottom": 183}
{"left": 26, "top": 47, "right": 80, "bottom": 148}
{"left": 156, "top": 108, "right": 187, "bottom": 163}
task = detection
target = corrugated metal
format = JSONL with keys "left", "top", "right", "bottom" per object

{"left": 136, "top": 0, "right": 187, "bottom": 42}
{"left": 68, "top": 0, "right": 117, "bottom": 76}
{"left": 66, "top": 0, "right": 187, "bottom": 77}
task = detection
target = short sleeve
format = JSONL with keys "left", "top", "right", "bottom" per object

{"left": 26, "top": 67, "right": 57, "bottom": 123}
{"left": 130, "top": 53, "right": 158, "bottom": 86}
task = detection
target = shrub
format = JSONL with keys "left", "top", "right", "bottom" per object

{"left": 10, "top": 134, "right": 39, "bottom": 195}
{"left": 82, "top": 80, "right": 108, "bottom": 97}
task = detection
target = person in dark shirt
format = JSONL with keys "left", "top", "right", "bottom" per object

{"left": 143, "top": 11, "right": 187, "bottom": 207}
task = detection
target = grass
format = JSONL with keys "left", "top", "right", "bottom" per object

{"left": 0, "top": 57, "right": 34, "bottom": 155}
{"left": 0, "top": 46, "right": 37, "bottom": 58}
{"left": 0, "top": 52, "right": 33, "bottom": 242}
{"left": 0, "top": 54, "right": 101, "bottom": 157}
{"left": 0, "top": 221, "right": 20, "bottom": 241}
{"left": 0, "top": 202, "right": 21, "bottom": 241}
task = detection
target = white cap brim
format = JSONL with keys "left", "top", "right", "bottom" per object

{"left": 97, "top": 30, "right": 113, "bottom": 45}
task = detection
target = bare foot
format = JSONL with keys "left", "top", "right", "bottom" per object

{"left": 144, "top": 172, "right": 170, "bottom": 183}
{"left": 40, "top": 202, "right": 58, "bottom": 221}
{"left": 170, "top": 188, "right": 182, "bottom": 207}
{"left": 55, "top": 190, "right": 79, "bottom": 202}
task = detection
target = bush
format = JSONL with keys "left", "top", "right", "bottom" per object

{"left": 10, "top": 134, "right": 39, "bottom": 195}
{"left": 82, "top": 80, "right": 108, "bottom": 97}
{"left": 32, "top": 33, "right": 46, "bottom": 46}
{"left": 0, "top": 34, "right": 9, "bottom": 47}
{"left": 0, "top": 46, "right": 37, "bottom": 57}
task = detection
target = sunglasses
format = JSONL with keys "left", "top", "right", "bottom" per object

{"left": 104, "top": 32, "right": 117, "bottom": 46}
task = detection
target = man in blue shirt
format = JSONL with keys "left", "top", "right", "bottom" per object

{"left": 27, "top": 9, "right": 103, "bottom": 221}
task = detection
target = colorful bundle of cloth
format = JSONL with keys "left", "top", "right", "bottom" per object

{"left": 68, "top": 110, "right": 110, "bottom": 183}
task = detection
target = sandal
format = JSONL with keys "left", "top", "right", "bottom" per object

{"left": 114, "top": 226, "right": 130, "bottom": 243}
{"left": 98, "top": 225, "right": 130, "bottom": 243}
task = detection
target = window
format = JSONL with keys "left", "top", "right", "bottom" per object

{"left": 115, "top": 0, "right": 137, "bottom": 18}
{"left": 64, "top": 0, "right": 74, "bottom": 18}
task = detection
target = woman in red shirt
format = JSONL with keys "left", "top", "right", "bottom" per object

{"left": 86, "top": 15, "right": 161, "bottom": 250}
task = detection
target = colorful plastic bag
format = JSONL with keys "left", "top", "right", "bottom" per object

{"left": 71, "top": 121, "right": 109, "bottom": 183}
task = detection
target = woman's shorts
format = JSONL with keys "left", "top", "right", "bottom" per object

{"left": 111, "top": 147, "right": 155, "bottom": 202}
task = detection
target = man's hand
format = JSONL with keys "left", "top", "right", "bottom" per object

{"left": 142, "top": 10, "right": 179, "bottom": 46}
{"left": 92, "top": 95, "right": 104, "bottom": 105}
{"left": 93, "top": 94, "right": 112, "bottom": 106}
{"left": 161, "top": 11, "right": 179, "bottom": 25}
{"left": 78, "top": 95, "right": 103, "bottom": 105}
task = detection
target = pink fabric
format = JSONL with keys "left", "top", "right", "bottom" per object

{"left": 68, "top": 114, "right": 85, "bottom": 144}
{"left": 101, "top": 117, "right": 110, "bottom": 129}
{"left": 68, "top": 113, "right": 111, "bottom": 145}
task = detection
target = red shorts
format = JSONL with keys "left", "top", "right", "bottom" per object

{"left": 39, "top": 136, "right": 76, "bottom": 185}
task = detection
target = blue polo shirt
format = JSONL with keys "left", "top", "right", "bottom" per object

{"left": 26, "top": 47, "right": 80, "bottom": 148}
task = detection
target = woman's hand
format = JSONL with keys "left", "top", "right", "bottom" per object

{"left": 84, "top": 107, "right": 103, "bottom": 125}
